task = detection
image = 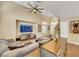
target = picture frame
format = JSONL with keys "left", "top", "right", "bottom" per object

{"left": 38, "top": 24, "right": 42, "bottom": 32}
{"left": 48, "top": 25, "right": 50, "bottom": 31}
{"left": 70, "top": 20, "right": 79, "bottom": 34}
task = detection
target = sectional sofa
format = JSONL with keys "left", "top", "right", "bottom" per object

{"left": 0, "top": 34, "right": 53, "bottom": 57}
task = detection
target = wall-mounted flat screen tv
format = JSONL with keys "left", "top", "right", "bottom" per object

{"left": 20, "top": 25, "right": 33, "bottom": 32}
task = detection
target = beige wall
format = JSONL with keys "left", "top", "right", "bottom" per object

{"left": 68, "top": 17, "right": 79, "bottom": 45}
{"left": 0, "top": 2, "right": 2, "bottom": 38}
{"left": 61, "top": 17, "right": 79, "bottom": 45}
{"left": 0, "top": 2, "right": 50, "bottom": 40}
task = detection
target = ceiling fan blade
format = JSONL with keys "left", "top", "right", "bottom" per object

{"left": 29, "top": 9, "right": 33, "bottom": 13}
{"left": 27, "top": 3, "right": 33, "bottom": 8}
{"left": 38, "top": 8, "right": 44, "bottom": 10}
{"left": 37, "top": 10, "right": 42, "bottom": 13}
{"left": 35, "top": 4, "right": 38, "bottom": 8}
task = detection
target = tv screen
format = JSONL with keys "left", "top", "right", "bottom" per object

{"left": 20, "top": 25, "right": 33, "bottom": 32}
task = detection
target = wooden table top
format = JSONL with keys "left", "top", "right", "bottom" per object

{"left": 41, "top": 38, "right": 66, "bottom": 55}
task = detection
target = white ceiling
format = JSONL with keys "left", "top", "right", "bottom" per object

{"left": 14, "top": 1, "right": 79, "bottom": 19}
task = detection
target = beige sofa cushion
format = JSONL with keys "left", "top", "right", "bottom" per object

{"left": 29, "top": 34, "right": 36, "bottom": 39}
{"left": 20, "top": 34, "right": 36, "bottom": 40}
{"left": 20, "top": 34, "right": 27, "bottom": 40}
{"left": 36, "top": 37, "right": 51, "bottom": 44}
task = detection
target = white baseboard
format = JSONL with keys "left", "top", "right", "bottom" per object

{"left": 68, "top": 41, "right": 79, "bottom": 45}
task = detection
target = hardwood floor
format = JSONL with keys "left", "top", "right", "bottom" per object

{"left": 66, "top": 43, "right": 79, "bottom": 57}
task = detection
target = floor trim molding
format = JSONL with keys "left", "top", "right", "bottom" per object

{"left": 68, "top": 41, "right": 79, "bottom": 45}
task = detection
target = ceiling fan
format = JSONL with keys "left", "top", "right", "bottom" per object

{"left": 27, "top": 1, "right": 44, "bottom": 14}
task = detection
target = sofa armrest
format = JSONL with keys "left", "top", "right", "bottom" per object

{"left": 1, "top": 42, "right": 39, "bottom": 57}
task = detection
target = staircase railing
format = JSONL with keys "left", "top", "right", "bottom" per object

{"left": 53, "top": 18, "right": 60, "bottom": 41}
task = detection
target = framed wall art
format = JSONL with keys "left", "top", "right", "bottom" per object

{"left": 70, "top": 20, "right": 79, "bottom": 34}
{"left": 38, "top": 24, "right": 42, "bottom": 32}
